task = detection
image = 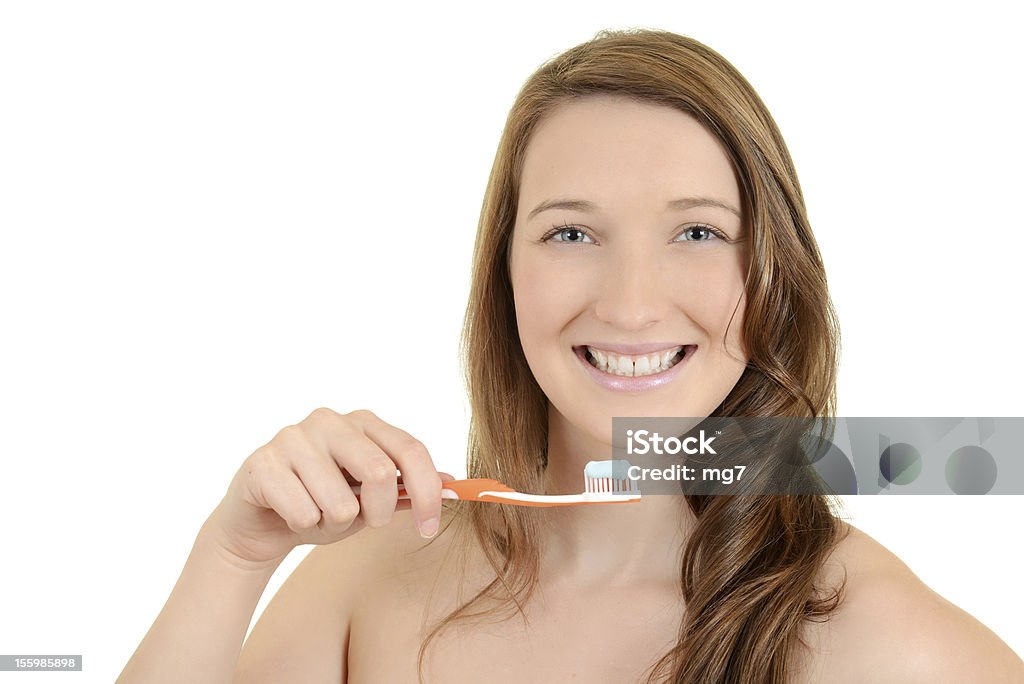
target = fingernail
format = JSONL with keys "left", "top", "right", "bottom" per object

{"left": 418, "top": 516, "right": 439, "bottom": 539}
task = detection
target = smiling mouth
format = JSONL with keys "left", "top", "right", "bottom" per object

{"left": 575, "top": 345, "right": 695, "bottom": 377}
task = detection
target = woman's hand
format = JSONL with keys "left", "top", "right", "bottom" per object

{"left": 205, "top": 408, "right": 453, "bottom": 567}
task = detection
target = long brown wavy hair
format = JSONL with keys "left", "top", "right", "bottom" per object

{"left": 416, "top": 28, "right": 849, "bottom": 683}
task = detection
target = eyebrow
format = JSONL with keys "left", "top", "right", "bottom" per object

{"left": 526, "top": 196, "right": 742, "bottom": 221}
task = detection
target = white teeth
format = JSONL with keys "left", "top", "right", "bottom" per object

{"left": 635, "top": 356, "right": 651, "bottom": 374}
{"left": 584, "top": 346, "right": 684, "bottom": 377}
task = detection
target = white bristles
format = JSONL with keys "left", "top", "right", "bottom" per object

{"left": 583, "top": 460, "right": 639, "bottom": 495}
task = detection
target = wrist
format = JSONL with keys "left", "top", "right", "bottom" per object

{"left": 197, "top": 514, "right": 288, "bottom": 576}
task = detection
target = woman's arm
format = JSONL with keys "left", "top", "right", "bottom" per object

{"left": 117, "top": 407, "right": 447, "bottom": 682}
{"left": 233, "top": 528, "right": 368, "bottom": 682}
{"left": 116, "top": 516, "right": 285, "bottom": 683}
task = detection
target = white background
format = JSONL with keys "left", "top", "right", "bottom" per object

{"left": 1, "top": 2, "right": 1021, "bottom": 681}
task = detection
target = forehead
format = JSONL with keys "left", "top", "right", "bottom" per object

{"left": 518, "top": 95, "right": 740, "bottom": 212}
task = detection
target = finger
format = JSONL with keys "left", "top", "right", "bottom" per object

{"left": 302, "top": 409, "right": 443, "bottom": 535}
{"left": 259, "top": 460, "right": 322, "bottom": 533}
{"left": 282, "top": 418, "right": 395, "bottom": 528}
{"left": 283, "top": 432, "right": 361, "bottom": 536}
{"left": 355, "top": 412, "right": 443, "bottom": 538}
{"left": 302, "top": 410, "right": 399, "bottom": 528}
{"left": 393, "top": 472, "right": 454, "bottom": 485}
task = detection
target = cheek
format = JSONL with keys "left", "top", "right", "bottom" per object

{"left": 507, "top": 242, "right": 589, "bottom": 323}
{"left": 683, "top": 255, "right": 748, "bottom": 357}
{"left": 510, "top": 251, "right": 586, "bottom": 348}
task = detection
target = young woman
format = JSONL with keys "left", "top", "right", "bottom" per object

{"left": 119, "top": 29, "right": 1024, "bottom": 683}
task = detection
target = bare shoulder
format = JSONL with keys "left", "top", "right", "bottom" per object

{"left": 795, "top": 522, "right": 1024, "bottom": 683}
{"left": 235, "top": 510, "right": 459, "bottom": 682}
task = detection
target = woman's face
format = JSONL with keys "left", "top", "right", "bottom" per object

{"left": 508, "top": 95, "right": 749, "bottom": 448}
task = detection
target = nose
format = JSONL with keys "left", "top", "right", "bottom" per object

{"left": 593, "top": 247, "right": 672, "bottom": 331}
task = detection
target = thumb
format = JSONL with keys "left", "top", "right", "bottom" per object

{"left": 438, "top": 471, "right": 457, "bottom": 482}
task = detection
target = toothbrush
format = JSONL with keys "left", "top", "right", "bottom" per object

{"left": 350, "top": 459, "right": 641, "bottom": 507}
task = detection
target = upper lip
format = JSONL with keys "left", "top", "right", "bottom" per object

{"left": 576, "top": 342, "right": 691, "bottom": 355}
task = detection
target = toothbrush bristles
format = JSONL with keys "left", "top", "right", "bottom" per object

{"left": 584, "top": 474, "right": 639, "bottom": 495}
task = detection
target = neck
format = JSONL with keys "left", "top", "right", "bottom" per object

{"left": 536, "top": 408, "right": 697, "bottom": 588}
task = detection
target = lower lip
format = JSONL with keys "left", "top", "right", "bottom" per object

{"left": 573, "top": 345, "right": 697, "bottom": 393}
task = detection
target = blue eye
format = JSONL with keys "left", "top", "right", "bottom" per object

{"left": 542, "top": 225, "right": 595, "bottom": 244}
{"left": 677, "top": 224, "right": 726, "bottom": 241}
